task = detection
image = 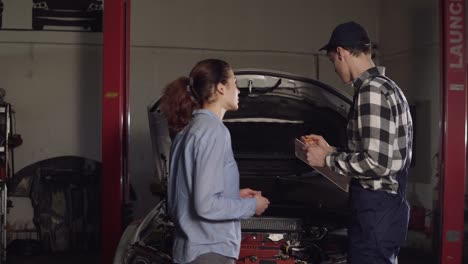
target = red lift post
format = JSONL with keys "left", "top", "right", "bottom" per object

{"left": 102, "top": 0, "right": 131, "bottom": 263}
{"left": 439, "top": 0, "right": 467, "bottom": 263}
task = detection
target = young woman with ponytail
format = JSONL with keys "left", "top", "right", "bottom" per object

{"left": 160, "top": 59, "right": 270, "bottom": 264}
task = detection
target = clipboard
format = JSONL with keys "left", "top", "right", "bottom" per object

{"left": 294, "top": 138, "right": 350, "bottom": 192}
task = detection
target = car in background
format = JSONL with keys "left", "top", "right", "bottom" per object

{"left": 32, "top": 0, "right": 103, "bottom": 31}
{"left": 0, "top": 1, "right": 3, "bottom": 29}
{"left": 114, "top": 69, "right": 353, "bottom": 264}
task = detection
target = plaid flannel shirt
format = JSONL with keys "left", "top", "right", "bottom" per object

{"left": 325, "top": 67, "right": 413, "bottom": 194}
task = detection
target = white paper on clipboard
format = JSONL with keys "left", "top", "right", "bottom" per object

{"left": 294, "top": 138, "right": 350, "bottom": 192}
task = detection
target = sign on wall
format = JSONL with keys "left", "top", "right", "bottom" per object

{"left": 0, "top": 0, "right": 103, "bottom": 32}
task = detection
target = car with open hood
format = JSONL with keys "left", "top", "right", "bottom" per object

{"left": 114, "top": 69, "right": 353, "bottom": 264}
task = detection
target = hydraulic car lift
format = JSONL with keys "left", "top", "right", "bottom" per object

{"left": 102, "top": 0, "right": 130, "bottom": 263}
{"left": 438, "top": 0, "right": 467, "bottom": 263}
{"left": 102, "top": 0, "right": 467, "bottom": 263}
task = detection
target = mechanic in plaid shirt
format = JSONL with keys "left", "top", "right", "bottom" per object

{"left": 303, "top": 21, "right": 413, "bottom": 264}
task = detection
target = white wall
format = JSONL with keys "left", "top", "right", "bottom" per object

{"left": 1, "top": 32, "right": 102, "bottom": 168}
{"left": 2, "top": 0, "right": 32, "bottom": 29}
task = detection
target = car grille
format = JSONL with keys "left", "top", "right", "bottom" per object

{"left": 241, "top": 217, "right": 302, "bottom": 232}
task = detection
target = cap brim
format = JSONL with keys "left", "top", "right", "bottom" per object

{"left": 318, "top": 44, "right": 329, "bottom": 52}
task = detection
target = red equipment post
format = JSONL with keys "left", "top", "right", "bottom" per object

{"left": 439, "top": 0, "right": 467, "bottom": 263}
{"left": 102, "top": 0, "right": 131, "bottom": 263}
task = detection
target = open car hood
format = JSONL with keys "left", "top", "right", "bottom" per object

{"left": 148, "top": 69, "right": 352, "bottom": 214}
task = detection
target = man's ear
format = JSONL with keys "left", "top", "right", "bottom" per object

{"left": 336, "top": 46, "right": 347, "bottom": 60}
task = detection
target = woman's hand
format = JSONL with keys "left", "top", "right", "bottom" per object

{"left": 255, "top": 192, "right": 270, "bottom": 216}
{"left": 240, "top": 188, "right": 258, "bottom": 198}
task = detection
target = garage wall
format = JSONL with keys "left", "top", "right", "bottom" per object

{"left": 379, "top": 0, "right": 439, "bottom": 211}
{"left": 0, "top": 33, "right": 103, "bottom": 168}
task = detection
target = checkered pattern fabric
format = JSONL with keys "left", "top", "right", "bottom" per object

{"left": 326, "top": 67, "right": 413, "bottom": 194}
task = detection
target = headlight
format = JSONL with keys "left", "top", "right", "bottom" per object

{"left": 115, "top": 200, "right": 173, "bottom": 264}
{"left": 113, "top": 223, "right": 139, "bottom": 264}
{"left": 33, "top": 2, "right": 48, "bottom": 9}
{"left": 87, "top": 3, "right": 103, "bottom": 12}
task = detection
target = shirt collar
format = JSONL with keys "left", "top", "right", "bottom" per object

{"left": 193, "top": 109, "right": 221, "bottom": 122}
{"left": 352, "top": 66, "right": 386, "bottom": 90}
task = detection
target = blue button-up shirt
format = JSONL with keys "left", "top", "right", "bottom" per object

{"left": 168, "top": 109, "right": 256, "bottom": 264}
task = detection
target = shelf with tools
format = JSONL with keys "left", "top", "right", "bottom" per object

{"left": 0, "top": 104, "right": 10, "bottom": 180}
{"left": 0, "top": 181, "right": 5, "bottom": 263}
{"left": 0, "top": 104, "right": 9, "bottom": 155}
{"left": 0, "top": 104, "right": 10, "bottom": 263}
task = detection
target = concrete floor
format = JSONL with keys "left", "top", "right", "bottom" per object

{"left": 7, "top": 253, "right": 101, "bottom": 264}
{"left": 399, "top": 248, "right": 435, "bottom": 264}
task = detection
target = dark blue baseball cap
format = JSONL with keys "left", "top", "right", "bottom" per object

{"left": 319, "top": 21, "right": 371, "bottom": 52}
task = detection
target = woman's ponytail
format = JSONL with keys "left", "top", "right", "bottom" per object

{"left": 160, "top": 77, "right": 199, "bottom": 134}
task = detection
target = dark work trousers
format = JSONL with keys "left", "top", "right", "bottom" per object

{"left": 186, "top": 253, "right": 235, "bottom": 264}
{"left": 348, "top": 167, "right": 410, "bottom": 264}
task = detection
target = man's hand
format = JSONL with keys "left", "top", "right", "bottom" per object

{"left": 301, "top": 134, "right": 334, "bottom": 167}
{"left": 301, "top": 134, "right": 333, "bottom": 152}
{"left": 254, "top": 192, "right": 270, "bottom": 216}
{"left": 240, "top": 188, "right": 258, "bottom": 198}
